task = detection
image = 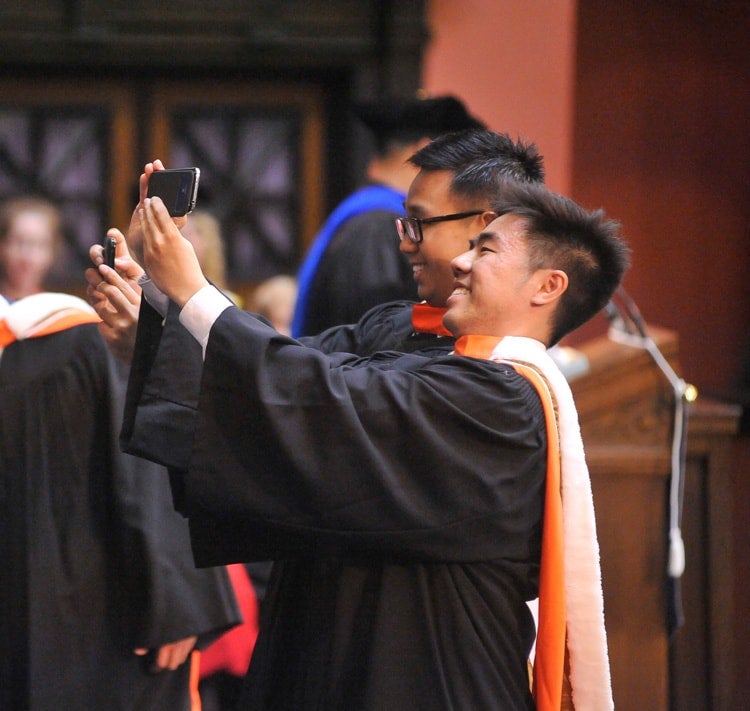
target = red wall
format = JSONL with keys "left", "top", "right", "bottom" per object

{"left": 571, "top": 4, "right": 749, "bottom": 706}
{"left": 572, "top": 0, "right": 750, "bottom": 402}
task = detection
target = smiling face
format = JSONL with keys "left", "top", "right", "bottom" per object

{"left": 443, "top": 213, "right": 567, "bottom": 343}
{"left": 399, "top": 169, "right": 490, "bottom": 307}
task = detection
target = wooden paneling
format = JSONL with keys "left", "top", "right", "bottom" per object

{"left": 570, "top": 330, "right": 740, "bottom": 709}
{"left": 0, "top": 0, "right": 427, "bottom": 81}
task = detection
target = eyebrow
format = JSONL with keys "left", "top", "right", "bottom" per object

{"left": 469, "top": 231, "right": 495, "bottom": 250}
{"left": 405, "top": 204, "right": 429, "bottom": 218}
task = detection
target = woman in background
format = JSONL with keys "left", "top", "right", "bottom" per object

{"left": 0, "top": 195, "right": 61, "bottom": 301}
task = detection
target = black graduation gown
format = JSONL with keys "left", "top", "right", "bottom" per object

{"left": 300, "top": 299, "right": 456, "bottom": 357}
{"left": 0, "top": 323, "right": 240, "bottom": 711}
{"left": 126, "top": 304, "right": 546, "bottom": 710}
{"left": 122, "top": 298, "right": 455, "bottom": 473}
{"left": 121, "top": 297, "right": 453, "bottom": 653}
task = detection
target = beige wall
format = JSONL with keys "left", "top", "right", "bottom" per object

{"left": 423, "top": 0, "right": 578, "bottom": 194}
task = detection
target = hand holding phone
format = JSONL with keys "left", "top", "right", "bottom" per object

{"left": 146, "top": 167, "right": 200, "bottom": 217}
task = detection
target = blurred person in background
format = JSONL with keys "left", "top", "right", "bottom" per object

{"left": 247, "top": 275, "right": 297, "bottom": 336}
{"left": 181, "top": 209, "right": 242, "bottom": 307}
{"left": 0, "top": 289, "right": 241, "bottom": 711}
{"left": 0, "top": 195, "right": 62, "bottom": 301}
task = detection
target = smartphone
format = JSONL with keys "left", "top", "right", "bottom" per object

{"left": 102, "top": 236, "right": 116, "bottom": 269}
{"left": 146, "top": 167, "right": 200, "bottom": 217}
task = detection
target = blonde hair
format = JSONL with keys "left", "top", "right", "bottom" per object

{"left": 248, "top": 275, "right": 298, "bottom": 336}
{"left": 0, "top": 195, "right": 63, "bottom": 248}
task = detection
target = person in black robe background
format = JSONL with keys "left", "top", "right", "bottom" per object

{"left": 0, "top": 294, "right": 240, "bottom": 711}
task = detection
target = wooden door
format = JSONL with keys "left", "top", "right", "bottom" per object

{"left": 0, "top": 77, "right": 324, "bottom": 297}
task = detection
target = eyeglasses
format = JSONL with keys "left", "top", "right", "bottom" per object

{"left": 395, "top": 211, "right": 484, "bottom": 244}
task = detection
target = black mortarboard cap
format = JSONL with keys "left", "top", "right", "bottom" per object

{"left": 353, "top": 95, "right": 485, "bottom": 144}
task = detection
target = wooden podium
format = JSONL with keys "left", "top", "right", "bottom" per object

{"left": 567, "top": 327, "right": 740, "bottom": 710}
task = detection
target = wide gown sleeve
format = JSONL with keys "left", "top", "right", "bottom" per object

{"left": 182, "top": 306, "right": 546, "bottom": 566}
{"left": 108, "top": 351, "right": 241, "bottom": 649}
{"left": 122, "top": 299, "right": 204, "bottom": 471}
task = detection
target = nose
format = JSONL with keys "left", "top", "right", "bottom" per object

{"left": 450, "top": 248, "right": 473, "bottom": 276}
{"left": 399, "top": 235, "right": 418, "bottom": 255}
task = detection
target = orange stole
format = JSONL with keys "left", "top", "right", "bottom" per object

{"left": 509, "top": 361, "right": 569, "bottom": 711}
{"left": 0, "top": 319, "right": 15, "bottom": 347}
{"left": 189, "top": 650, "right": 202, "bottom": 711}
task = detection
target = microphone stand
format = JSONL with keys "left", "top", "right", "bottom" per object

{"left": 604, "top": 288, "right": 698, "bottom": 587}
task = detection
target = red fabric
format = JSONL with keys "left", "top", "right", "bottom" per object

{"left": 453, "top": 335, "right": 503, "bottom": 359}
{"left": 199, "top": 564, "right": 259, "bottom": 678}
{"left": 410, "top": 303, "right": 452, "bottom": 336}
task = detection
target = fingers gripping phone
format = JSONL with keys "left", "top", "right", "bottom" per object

{"left": 146, "top": 167, "right": 200, "bottom": 217}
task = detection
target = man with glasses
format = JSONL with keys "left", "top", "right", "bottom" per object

{"left": 292, "top": 95, "right": 484, "bottom": 337}
{"left": 299, "top": 128, "right": 544, "bottom": 357}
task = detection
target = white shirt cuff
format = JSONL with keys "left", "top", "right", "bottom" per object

{"left": 179, "top": 284, "right": 234, "bottom": 357}
{"left": 138, "top": 274, "right": 169, "bottom": 318}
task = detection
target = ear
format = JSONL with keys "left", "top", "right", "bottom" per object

{"left": 531, "top": 269, "right": 568, "bottom": 306}
{"left": 480, "top": 210, "right": 498, "bottom": 227}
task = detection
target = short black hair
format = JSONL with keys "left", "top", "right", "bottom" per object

{"left": 490, "top": 181, "right": 630, "bottom": 345}
{"left": 409, "top": 129, "right": 545, "bottom": 205}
